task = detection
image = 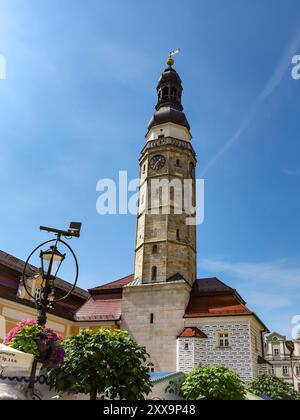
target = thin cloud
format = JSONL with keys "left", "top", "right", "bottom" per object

{"left": 283, "top": 169, "right": 300, "bottom": 176}
{"left": 247, "top": 292, "right": 292, "bottom": 311}
{"left": 203, "top": 258, "right": 300, "bottom": 291}
{"left": 202, "top": 26, "right": 300, "bottom": 176}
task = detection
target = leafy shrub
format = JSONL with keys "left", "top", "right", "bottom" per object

{"left": 181, "top": 365, "right": 246, "bottom": 400}
{"left": 248, "top": 375, "right": 300, "bottom": 400}
{"left": 49, "top": 329, "right": 153, "bottom": 400}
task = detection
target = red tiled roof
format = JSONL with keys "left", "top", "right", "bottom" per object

{"left": 89, "top": 274, "right": 134, "bottom": 294}
{"left": 185, "top": 279, "right": 252, "bottom": 318}
{"left": 178, "top": 327, "right": 208, "bottom": 339}
{"left": 192, "top": 278, "right": 234, "bottom": 294}
{"left": 185, "top": 294, "right": 252, "bottom": 318}
{"left": 75, "top": 293, "right": 122, "bottom": 321}
{"left": 185, "top": 279, "right": 269, "bottom": 332}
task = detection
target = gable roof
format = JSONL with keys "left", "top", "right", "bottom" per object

{"left": 266, "top": 332, "right": 287, "bottom": 341}
{"left": 177, "top": 327, "right": 208, "bottom": 339}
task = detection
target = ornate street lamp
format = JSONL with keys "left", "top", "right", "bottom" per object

{"left": 21, "top": 222, "right": 82, "bottom": 397}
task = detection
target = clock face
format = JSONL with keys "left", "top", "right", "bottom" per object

{"left": 150, "top": 155, "right": 166, "bottom": 171}
{"left": 189, "top": 162, "right": 195, "bottom": 179}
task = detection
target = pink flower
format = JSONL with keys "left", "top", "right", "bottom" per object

{"left": 3, "top": 320, "right": 37, "bottom": 345}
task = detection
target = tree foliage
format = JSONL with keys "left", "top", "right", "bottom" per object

{"left": 181, "top": 365, "right": 246, "bottom": 400}
{"left": 248, "top": 375, "right": 300, "bottom": 400}
{"left": 48, "top": 329, "right": 152, "bottom": 400}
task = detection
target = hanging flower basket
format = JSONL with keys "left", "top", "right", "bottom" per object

{"left": 3, "top": 320, "right": 65, "bottom": 370}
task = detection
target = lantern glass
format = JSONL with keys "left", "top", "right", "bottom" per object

{"left": 40, "top": 246, "right": 65, "bottom": 278}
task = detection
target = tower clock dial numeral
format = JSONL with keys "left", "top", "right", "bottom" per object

{"left": 150, "top": 155, "right": 166, "bottom": 171}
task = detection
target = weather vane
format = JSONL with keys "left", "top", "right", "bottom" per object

{"left": 167, "top": 48, "right": 180, "bottom": 67}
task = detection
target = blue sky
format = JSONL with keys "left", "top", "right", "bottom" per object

{"left": 0, "top": 0, "right": 300, "bottom": 337}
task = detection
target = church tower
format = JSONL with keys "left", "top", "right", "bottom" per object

{"left": 134, "top": 57, "right": 197, "bottom": 286}
{"left": 122, "top": 57, "right": 197, "bottom": 372}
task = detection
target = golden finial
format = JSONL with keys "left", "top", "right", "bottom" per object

{"left": 167, "top": 49, "right": 180, "bottom": 67}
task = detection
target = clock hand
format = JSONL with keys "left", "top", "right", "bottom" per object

{"left": 154, "top": 159, "right": 161, "bottom": 170}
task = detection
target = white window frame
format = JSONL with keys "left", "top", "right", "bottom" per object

{"left": 218, "top": 332, "right": 231, "bottom": 349}
{"left": 282, "top": 366, "right": 289, "bottom": 376}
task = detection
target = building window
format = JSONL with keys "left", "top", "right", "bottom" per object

{"left": 270, "top": 367, "right": 275, "bottom": 376}
{"left": 152, "top": 245, "right": 158, "bottom": 254}
{"left": 296, "top": 366, "right": 300, "bottom": 376}
{"left": 150, "top": 313, "right": 154, "bottom": 324}
{"left": 176, "top": 159, "right": 181, "bottom": 167}
{"left": 171, "top": 87, "right": 177, "bottom": 100}
{"left": 162, "top": 87, "right": 169, "bottom": 100}
{"left": 148, "top": 363, "right": 155, "bottom": 373}
{"left": 151, "top": 266, "right": 157, "bottom": 281}
{"left": 219, "top": 333, "right": 230, "bottom": 348}
{"left": 184, "top": 343, "right": 189, "bottom": 351}
{"left": 143, "top": 164, "right": 146, "bottom": 174}
{"left": 283, "top": 366, "right": 289, "bottom": 376}
{"left": 274, "top": 348, "right": 280, "bottom": 357}
{"left": 176, "top": 229, "right": 180, "bottom": 241}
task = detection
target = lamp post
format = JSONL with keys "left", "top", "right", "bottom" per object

{"left": 21, "top": 223, "right": 82, "bottom": 398}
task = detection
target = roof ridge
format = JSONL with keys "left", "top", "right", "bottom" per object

{"left": 90, "top": 274, "right": 134, "bottom": 291}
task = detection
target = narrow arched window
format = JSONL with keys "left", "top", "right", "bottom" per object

{"left": 162, "top": 87, "right": 169, "bottom": 100}
{"left": 152, "top": 266, "right": 157, "bottom": 281}
{"left": 171, "top": 87, "right": 177, "bottom": 100}
{"left": 152, "top": 245, "right": 158, "bottom": 254}
{"left": 176, "top": 229, "right": 180, "bottom": 241}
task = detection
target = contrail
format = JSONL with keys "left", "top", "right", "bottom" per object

{"left": 201, "top": 26, "right": 300, "bottom": 177}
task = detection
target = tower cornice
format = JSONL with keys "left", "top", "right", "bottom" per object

{"left": 140, "top": 137, "right": 197, "bottom": 162}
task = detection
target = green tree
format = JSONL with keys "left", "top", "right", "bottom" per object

{"left": 48, "top": 329, "right": 152, "bottom": 400}
{"left": 181, "top": 365, "right": 246, "bottom": 400}
{"left": 248, "top": 375, "right": 300, "bottom": 400}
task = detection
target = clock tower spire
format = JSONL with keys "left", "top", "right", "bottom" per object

{"left": 134, "top": 58, "right": 197, "bottom": 286}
